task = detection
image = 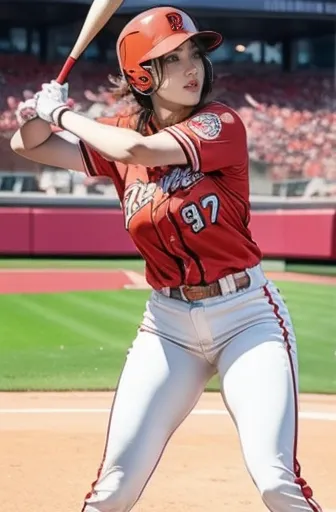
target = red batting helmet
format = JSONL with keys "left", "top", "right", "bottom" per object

{"left": 116, "top": 6, "right": 222, "bottom": 94}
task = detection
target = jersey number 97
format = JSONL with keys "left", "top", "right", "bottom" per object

{"left": 181, "top": 194, "right": 219, "bottom": 233}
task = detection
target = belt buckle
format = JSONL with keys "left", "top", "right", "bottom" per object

{"left": 182, "top": 283, "right": 221, "bottom": 301}
{"left": 182, "top": 285, "right": 206, "bottom": 302}
{"left": 181, "top": 285, "right": 195, "bottom": 302}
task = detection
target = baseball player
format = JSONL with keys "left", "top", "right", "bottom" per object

{"left": 11, "top": 6, "right": 322, "bottom": 512}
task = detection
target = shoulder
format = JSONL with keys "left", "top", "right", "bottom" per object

{"left": 178, "top": 102, "right": 246, "bottom": 144}
{"left": 189, "top": 101, "right": 245, "bottom": 127}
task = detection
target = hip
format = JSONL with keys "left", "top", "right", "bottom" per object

{"left": 140, "top": 265, "right": 296, "bottom": 361}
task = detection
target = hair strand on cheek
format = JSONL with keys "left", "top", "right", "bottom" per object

{"left": 152, "top": 58, "right": 164, "bottom": 91}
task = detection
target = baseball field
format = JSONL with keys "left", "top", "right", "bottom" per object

{"left": 1, "top": 258, "right": 335, "bottom": 511}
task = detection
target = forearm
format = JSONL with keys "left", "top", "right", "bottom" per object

{"left": 11, "top": 118, "right": 52, "bottom": 151}
{"left": 58, "top": 109, "right": 143, "bottom": 162}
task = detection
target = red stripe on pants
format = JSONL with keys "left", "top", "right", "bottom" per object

{"left": 263, "top": 285, "right": 322, "bottom": 512}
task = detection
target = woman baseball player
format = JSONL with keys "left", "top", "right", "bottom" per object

{"left": 11, "top": 6, "right": 322, "bottom": 512}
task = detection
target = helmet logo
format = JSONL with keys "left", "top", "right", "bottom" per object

{"left": 125, "top": 68, "right": 152, "bottom": 94}
{"left": 166, "top": 12, "right": 184, "bottom": 32}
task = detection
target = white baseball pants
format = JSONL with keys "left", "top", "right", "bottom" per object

{"left": 82, "top": 264, "right": 322, "bottom": 512}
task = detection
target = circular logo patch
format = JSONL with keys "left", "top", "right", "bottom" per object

{"left": 187, "top": 113, "right": 222, "bottom": 140}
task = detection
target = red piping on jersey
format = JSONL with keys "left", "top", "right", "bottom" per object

{"left": 263, "top": 285, "right": 322, "bottom": 512}
{"left": 164, "top": 125, "right": 200, "bottom": 172}
{"left": 79, "top": 140, "right": 97, "bottom": 177}
{"left": 150, "top": 205, "right": 185, "bottom": 284}
{"left": 212, "top": 173, "right": 250, "bottom": 228}
{"left": 167, "top": 209, "right": 206, "bottom": 285}
{"left": 167, "top": 130, "right": 192, "bottom": 168}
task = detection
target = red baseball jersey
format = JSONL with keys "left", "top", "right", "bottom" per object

{"left": 79, "top": 102, "right": 262, "bottom": 290}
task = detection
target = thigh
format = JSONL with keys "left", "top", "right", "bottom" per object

{"left": 92, "top": 329, "right": 214, "bottom": 498}
{"left": 217, "top": 283, "right": 298, "bottom": 478}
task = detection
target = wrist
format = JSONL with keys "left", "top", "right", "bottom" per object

{"left": 52, "top": 105, "right": 71, "bottom": 128}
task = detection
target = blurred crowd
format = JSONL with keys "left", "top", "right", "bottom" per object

{"left": 0, "top": 54, "right": 335, "bottom": 196}
{"left": 213, "top": 67, "right": 335, "bottom": 184}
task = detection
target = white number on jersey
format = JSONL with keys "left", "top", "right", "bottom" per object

{"left": 180, "top": 194, "right": 219, "bottom": 233}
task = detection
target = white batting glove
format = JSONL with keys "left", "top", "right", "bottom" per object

{"left": 35, "top": 80, "right": 70, "bottom": 124}
{"left": 15, "top": 98, "right": 38, "bottom": 127}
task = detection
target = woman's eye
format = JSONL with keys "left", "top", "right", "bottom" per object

{"left": 193, "top": 51, "right": 202, "bottom": 59}
{"left": 165, "top": 54, "right": 179, "bottom": 63}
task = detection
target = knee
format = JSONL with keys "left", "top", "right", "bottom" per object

{"left": 83, "top": 470, "right": 139, "bottom": 512}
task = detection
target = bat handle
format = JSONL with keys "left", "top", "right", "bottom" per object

{"left": 56, "top": 56, "right": 77, "bottom": 84}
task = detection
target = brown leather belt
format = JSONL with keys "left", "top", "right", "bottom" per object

{"left": 169, "top": 273, "right": 250, "bottom": 302}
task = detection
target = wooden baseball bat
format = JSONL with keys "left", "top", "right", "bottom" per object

{"left": 56, "top": 0, "right": 124, "bottom": 84}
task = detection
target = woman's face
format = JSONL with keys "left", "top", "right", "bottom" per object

{"left": 152, "top": 39, "right": 205, "bottom": 110}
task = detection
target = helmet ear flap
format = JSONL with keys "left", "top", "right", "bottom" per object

{"left": 124, "top": 67, "right": 153, "bottom": 95}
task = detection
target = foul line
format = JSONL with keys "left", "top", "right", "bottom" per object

{"left": 0, "top": 408, "right": 335, "bottom": 421}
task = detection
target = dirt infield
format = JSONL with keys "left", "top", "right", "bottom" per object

{"left": 0, "top": 392, "right": 335, "bottom": 512}
{"left": 0, "top": 268, "right": 335, "bottom": 294}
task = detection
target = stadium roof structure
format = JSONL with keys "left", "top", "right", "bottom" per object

{"left": 0, "top": 0, "right": 334, "bottom": 39}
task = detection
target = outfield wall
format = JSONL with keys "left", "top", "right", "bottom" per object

{"left": 1, "top": 207, "right": 336, "bottom": 260}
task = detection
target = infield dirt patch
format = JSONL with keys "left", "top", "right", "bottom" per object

{"left": 0, "top": 392, "right": 335, "bottom": 512}
{"left": 0, "top": 269, "right": 335, "bottom": 294}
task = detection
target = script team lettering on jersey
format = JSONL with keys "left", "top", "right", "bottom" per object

{"left": 159, "top": 167, "right": 204, "bottom": 194}
{"left": 124, "top": 180, "right": 157, "bottom": 229}
{"left": 124, "top": 167, "right": 204, "bottom": 229}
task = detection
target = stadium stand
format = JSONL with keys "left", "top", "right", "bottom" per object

{"left": 0, "top": 58, "right": 335, "bottom": 196}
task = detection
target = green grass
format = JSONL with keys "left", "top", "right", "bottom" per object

{"left": 273, "top": 282, "right": 336, "bottom": 394}
{"left": 286, "top": 262, "right": 336, "bottom": 277}
{"left": 0, "top": 282, "right": 335, "bottom": 393}
{"left": 0, "top": 258, "right": 145, "bottom": 270}
{"left": 0, "top": 289, "right": 148, "bottom": 390}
